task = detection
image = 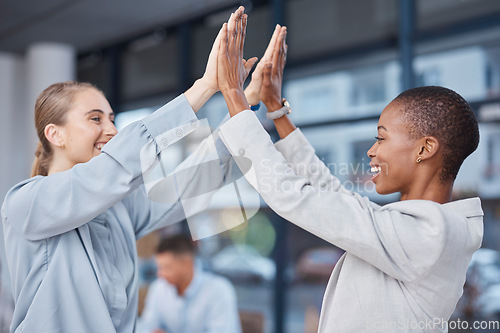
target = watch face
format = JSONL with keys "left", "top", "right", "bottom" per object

{"left": 283, "top": 99, "right": 291, "bottom": 113}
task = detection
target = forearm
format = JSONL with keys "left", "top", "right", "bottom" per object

{"left": 272, "top": 115, "right": 296, "bottom": 139}
{"left": 184, "top": 79, "right": 218, "bottom": 113}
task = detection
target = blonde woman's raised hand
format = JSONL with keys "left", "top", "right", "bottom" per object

{"left": 184, "top": 8, "right": 255, "bottom": 112}
{"left": 199, "top": 22, "right": 225, "bottom": 93}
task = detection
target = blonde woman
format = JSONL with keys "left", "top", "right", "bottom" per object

{"left": 0, "top": 9, "right": 260, "bottom": 333}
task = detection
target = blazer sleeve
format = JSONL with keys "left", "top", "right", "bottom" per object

{"left": 274, "top": 128, "right": 380, "bottom": 210}
{"left": 2, "top": 95, "right": 199, "bottom": 241}
{"left": 125, "top": 117, "right": 235, "bottom": 239}
{"left": 274, "top": 128, "right": 345, "bottom": 192}
{"left": 219, "top": 110, "right": 453, "bottom": 282}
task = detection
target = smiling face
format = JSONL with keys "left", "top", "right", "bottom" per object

{"left": 367, "top": 100, "right": 421, "bottom": 195}
{"left": 57, "top": 88, "right": 117, "bottom": 167}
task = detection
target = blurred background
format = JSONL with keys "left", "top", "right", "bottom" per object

{"left": 1, "top": 0, "right": 500, "bottom": 332}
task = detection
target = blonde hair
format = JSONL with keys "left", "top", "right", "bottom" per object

{"left": 31, "top": 81, "right": 102, "bottom": 177}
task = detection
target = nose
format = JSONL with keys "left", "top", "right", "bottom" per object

{"left": 104, "top": 119, "right": 118, "bottom": 137}
{"left": 367, "top": 142, "right": 377, "bottom": 158}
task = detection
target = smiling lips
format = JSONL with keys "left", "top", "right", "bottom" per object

{"left": 370, "top": 165, "right": 382, "bottom": 179}
{"left": 94, "top": 142, "right": 106, "bottom": 150}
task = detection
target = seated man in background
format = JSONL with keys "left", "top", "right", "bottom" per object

{"left": 138, "top": 235, "right": 242, "bottom": 333}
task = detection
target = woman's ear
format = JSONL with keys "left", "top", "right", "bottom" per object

{"left": 44, "top": 124, "right": 65, "bottom": 148}
{"left": 417, "top": 136, "right": 439, "bottom": 161}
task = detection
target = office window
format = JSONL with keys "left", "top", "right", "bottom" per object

{"left": 122, "top": 30, "right": 179, "bottom": 101}
{"left": 417, "top": 0, "right": 500, "bottom": 31}
{"left": 284, "top": 61, "right": 399, "bottom": 125}
{"left": 77, "top": 51, "right": 112, "bottom": 98}
{"left": 286, "top": 0, "right": 398, "bottom": 61}
{"left": 415, "top": 46, "right": 488, "bottom": 102}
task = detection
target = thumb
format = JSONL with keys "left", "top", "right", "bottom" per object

{"left": 244, "top": 57, "right": 259, "bottom": 76}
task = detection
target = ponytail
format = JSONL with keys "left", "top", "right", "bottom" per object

{"left": 31, "top": 142, "right": 51, "bottom": 177}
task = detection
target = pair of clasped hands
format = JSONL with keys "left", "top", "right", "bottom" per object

{"left": 202, "top": 6, "right": 288, "bottom": 119}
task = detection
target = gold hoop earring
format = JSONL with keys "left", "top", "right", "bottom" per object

{"left": 416, "top": 156, "right": 422, "bottom": 163}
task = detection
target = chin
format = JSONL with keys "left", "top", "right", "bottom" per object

{"left": 374, "top": 185, "right": 397, "bottom": 196}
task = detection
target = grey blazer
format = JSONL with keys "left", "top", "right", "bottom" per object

{"left": 219, "top": 110, "right": 484, "bottom": 333}
{"left": 1, "top": 95, "right": 231, "bottom": 333}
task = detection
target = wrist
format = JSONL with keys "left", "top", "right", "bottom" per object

{"left": 264, "top": 99, "right": 283, "bottom": 112}
{"left": 222, "top": 88, "right": 249, "bottom": 117}
{"left": 196, "top": 77, "right": 218, "bottom": 96}
{"left": 244, "top": 87, "right": 260, "bottom": 106}
{"left": 246, "top": 94, "right": 260, "bottom": 107}
{"left": 184, "top": 79, "right": 218, "bottom": 113}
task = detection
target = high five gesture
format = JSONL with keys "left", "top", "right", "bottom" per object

{"left": 218, "top": 7, "right": 257, "bottom": 116}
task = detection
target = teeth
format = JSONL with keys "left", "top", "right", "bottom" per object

{"left": 370, "top": 166, "right": 381, "bottom": 174}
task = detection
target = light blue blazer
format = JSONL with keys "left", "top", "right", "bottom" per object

{"left": 1, "top": 95, "right": 229, "bottom": 333}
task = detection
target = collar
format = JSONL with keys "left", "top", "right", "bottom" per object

{"left": 443, "top": 197, "right": 483, "bottom": 218}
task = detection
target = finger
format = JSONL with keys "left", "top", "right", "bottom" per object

{"left": 244, "top": 57, "right": 258, "bottom": 76}
{"left": 238, "top": 14, "right": 248, "bottom": 56}
{"left": 230, "top": 7, "right": 244, "bottom": 49}
{"left": 262, "top": 24, "right": 281, "bottom": 61}
{"left": 251, "top": 60, "right": 265, "bottom": 80}
{"left": 271, "top": 27, "right": 284, "bottom": 74}
{"left": 262, "top": 62, "right": 272, "bottom": 88}
{"left": 278, "top": 28, "right": 287, "bottom": 72}
{"left": 283, "top": 44, "right": 288, "bottom": 71}
{"left": 227, "top": 12, "right": 237, "bottom": 49}
{"left": 218, "top": 23, "right": 228, "bottom": 61}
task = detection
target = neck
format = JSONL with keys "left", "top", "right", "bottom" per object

{"left": 176, "top": 268, "right": 194, "bottom": 296}
{"left": 401, "top": 173, "right": 453, "bottom": 204}
{"left": 47, "top": 153, "right": 75, "bottom": 175}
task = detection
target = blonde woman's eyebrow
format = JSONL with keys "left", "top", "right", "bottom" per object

{"left": 85, "top": 109, "right": 115, "bottom": 117}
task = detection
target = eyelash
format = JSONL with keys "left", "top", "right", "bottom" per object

{"left": 91, "top": 117, "right": 114, "bottom": 124}
{"left": 374, "top": 136, "right": 384, "bottom": 143}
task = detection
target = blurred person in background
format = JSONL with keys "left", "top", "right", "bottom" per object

{"left": 0, "top": 8, "right": 258, "bottom": 333}
{"left": 216, "top": 10, "right": 483, "bottom": 333}
{"left": 138, "top": 235, "right": 241, "bottom": 333}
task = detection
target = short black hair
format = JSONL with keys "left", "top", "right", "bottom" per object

{"left": 394, "top": 86, "right": 479, "bottom": 182}
{"left": 156, "top": 235, "right": 195, "bottom": 256}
